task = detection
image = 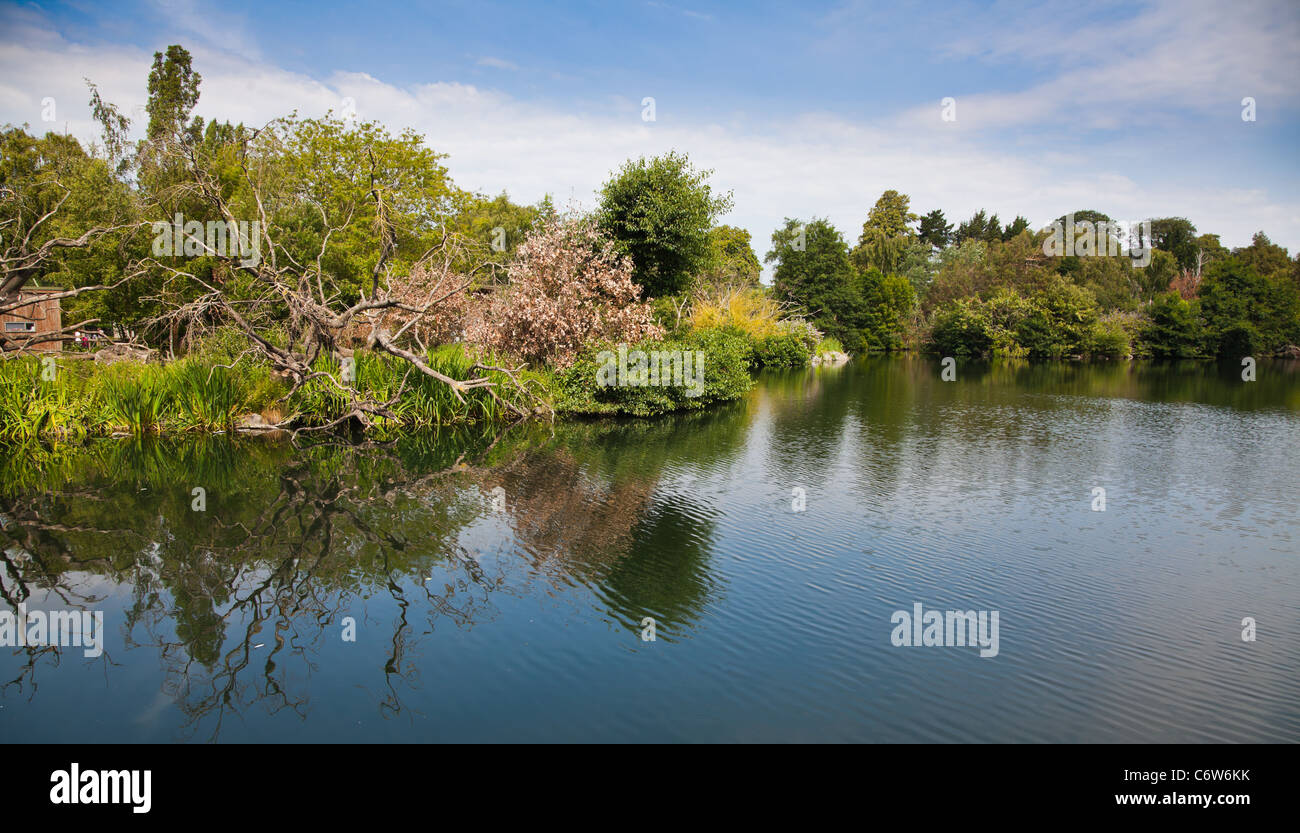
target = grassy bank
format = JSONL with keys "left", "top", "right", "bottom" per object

{"left": 0, "top": 343, "right": 548, "bottom": 441}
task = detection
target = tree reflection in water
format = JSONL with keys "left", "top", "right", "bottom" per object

{"left": 0, "top": 407, "right": 749, "bottom": 740}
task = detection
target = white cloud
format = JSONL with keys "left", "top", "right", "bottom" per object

{"left": 476, "top": 57, "right": 519, "bottom": 71}
{"left": 1, "top": 8, "right": 1296, "bottom": 260}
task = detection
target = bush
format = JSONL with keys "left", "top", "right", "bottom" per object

{"left": 1088, "top": 315, "right": 1131, "bottom": 358}
{"left": 1141, "top": 292, "right": 1202, "bottom": 358}
{"left": 555, "top": 328, "right": 753, "bottom": 416}
{"left": 859, "top": 269, "right": 915, "bottom": 351}
{"left": 688, "top": 285, "right": 787, "bottom": 340}
{"left": 927, "top": 299, "right": 993, "bottom": 357}
{"left": 814, "top": 335, "right": 844, "bottom": 356}
{"left": 751, "top": 332, "right": 812, "bottom": 368}
{"left": 465, "top": 215, "right": 662, "bottom": 368}
{"left": 1018, "top": 281, "right": 1098, "bottom": 358}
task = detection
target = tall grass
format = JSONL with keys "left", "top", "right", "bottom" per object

{"left": 0, "top": 357, "right": 97, "bottom": 441}
{"left": 98, "top": 364, "right": 173, "bottom": 434}
{"left": 171, "top": 358, "right": 251, "bottom": 430}
{"left": 290, "top": 344, "right": 543, "bottom": 435}
{"left": 2, "top": 343, "right": 543, "bottom": 442}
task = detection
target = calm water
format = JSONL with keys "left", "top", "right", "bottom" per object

{"left": 2, "top": 357, "right": 1298, "bottom": 742}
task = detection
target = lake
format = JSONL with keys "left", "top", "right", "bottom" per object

{"left": 2, "top": 356, "right": 1297, "bottom": 742}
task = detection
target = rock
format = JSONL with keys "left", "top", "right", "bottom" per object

{"left": 816, "top": 351, "right": 850, "bottom": 365}
{"left": 236, "top": 413, "right": 268, "bottom": 429}
{"left": 92, "top": 343, "right": 155, "bottom": 364}
{"left": 1279, "top": 344, "right": 1300, "bottom": 359}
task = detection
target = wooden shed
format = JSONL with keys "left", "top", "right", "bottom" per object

{"left": 0, "top": 287, "right": 64, "bottom": 352}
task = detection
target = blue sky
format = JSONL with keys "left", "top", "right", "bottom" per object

{"left": 3, "top": 0, "right": 1298, "bottom": 257}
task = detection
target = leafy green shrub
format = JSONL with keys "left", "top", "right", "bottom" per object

{"left": 1088, "top": 315, "right": 1131, "bottom": 358}
{"left": 927, "top": 299, "right": 994, "bottom": 357}
{"left": 751, "top": 332, "right": 812, "bottom": 369}
{"left": 1141, "top": 292, "right": 1203, "bottom": 358}
{"left": 1018, "top": 281, "right": 1099, "bottom": 358}
{"left": 814, "top": 335, "right": 844, "bottom": 356}
{"left": 556, "top": 328, "right": 753, "bottom": 416}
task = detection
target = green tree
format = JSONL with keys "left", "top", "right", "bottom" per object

{"left": 1001, "top": 215, "right": 1031, "bottom": 241}
{"left": 1198, "top": 257, "right": 1300, "bottom": 357}
{"left": 858, "top": 268, "right": 915, "bottom": 351}
{"left": 452, "top": 191, "right": 547, "bottom": 276}
{"left": 1014, "top": 279, "right": 1098, "bottom": 358}
{"left": 597, "top": 151, "right": 733, "bottom": 297}
{"left": 860, "top": 189, "right": 917, "bottom": 239}
{"left": 853, "top": 190, "right": 920, "bottom": 276}
{"left": 701, "top": 224, "right": 761, "bottom": 287}
{"left": 1232, "top": 232, "right": 1291, "bottom": 281}
{"left": 145, "top": 45, "right": 202, "bottom": 141}
{"left": 1141, "top": 292, "right": 1203, "bottom": 358}
{"left": 917, "top": 209, "right": 953, "bottom": 248}
{"left": 767, "top": 218, "right": 864, "bottom": 350}
{"left": 955, "top": 209, "right": 1002, "bottom": 245}
{"left": 1147, "top": 217, "right": 1198, "bottom": 271}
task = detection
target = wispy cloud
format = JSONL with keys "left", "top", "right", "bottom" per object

{"left": 476, "top": 56, "right": 519, "bottom": 71}
{"left": 646, "top": 2, "right": 714, "bottom": 22}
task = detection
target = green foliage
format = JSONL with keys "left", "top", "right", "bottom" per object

{"left": 1015, "top": 281, "right": 1099, "bottom": 358}
{"left": 99, "top": 364, "right": 173, "bottom": 434}
{"left": 858, "top": 269, "right": 915, "bottom": 351}
{"left": 1001, "top": 216, "right": 1031, "bottom": 241}
{"left": 1147, "top": 217, "right": 1199, "bottom": 271}
{"left": 1197, "top": 257, "right": 1300, "bottom": 358}
{"left": 767, "top": 217, "right": 864, "bottom": 351}
{"left": 701, "top": 224, "right": 762, "bottom": 287}
{"left": 0, "top": 358, "right": 95, "bottom": 441}
{"left": 171, "top": 358, "right": 251, "bottom": 430}
{"left": 917, "top": 209, "right": 952, "bottom": 248}
{"left": 927, "top": 281, "right": 1126, "bottom": 360}
{"left": 955, "top": 209, "right": 1003, "bottom": 245}
{"left": 1232, "top": 232, "right": 1292, "bottom": 281}
{"left": 452, "top": 191, "right": 547, "bottom": 274}
{"left": 928, "top": 299, "right": 993, "bottom": 357}
{"left": 860, "top": 190, "right": 918, "bottom": 240}
{"left": 288, "top": 345, "right": 545, "bottom": 435}
{"left": 555, "top": 329, "right": 753, "bottom": 417}
{"left": 597, "top": 151, "right": 734, "bottom": 297}
{"left": 1141, "top": 292, "right": 1203, "bottom": 358}
{"left": 145, "top": 44, "right": 201, "bottom": 141}
{"left": 751, "top": 332, "right": 812, "bottom": 369}
{"left": 853, "top": 191, "right": 918, "bottom": 276}
{"left": 814, "top": 335, "right": 844, "bottom": 356}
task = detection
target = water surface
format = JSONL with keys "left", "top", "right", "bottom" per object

{"left": 2, "top": 357, "right": 1297, "bottom": 742}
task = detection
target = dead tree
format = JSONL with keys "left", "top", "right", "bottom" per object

{"left": 0, "top": 182, "right": 142, "bottom": 353}
{"left": 143, "top": 132, "right": 547, "bottom": 433}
